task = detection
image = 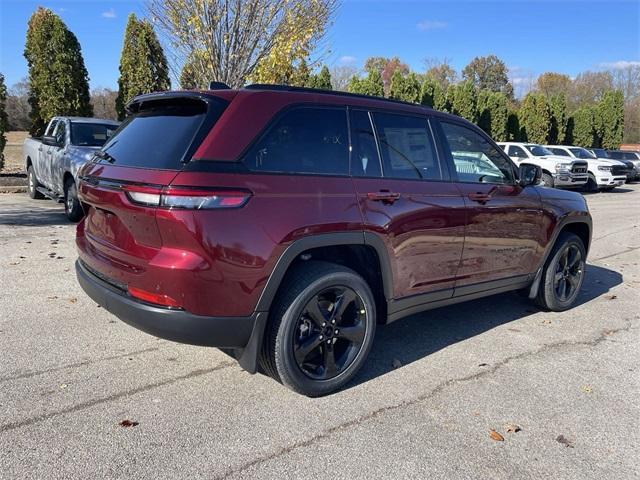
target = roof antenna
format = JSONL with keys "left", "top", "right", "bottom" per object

{"left": 209, "top": 81, "right": 231, "bottom": 90}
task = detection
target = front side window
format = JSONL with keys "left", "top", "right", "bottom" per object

{"left": 441, "top": 121, "right": 515, "bottom": 184}
{"left": 525, "top": 145, "right": 553, "bottom": 157}
{"left": 508, "top": 145, "right": 528, "bottom": 158}
{"left": 244, "top": 107, "right": 349, "bottom": 175}
{"left": 350, "top": 110, "right": 382, "bottom": 177}
{"left": 54, "top": 121, "right": 66, "bottom": 145}
{"left": 45, "top": 120, "right": 58, "bottom": 137}
{"left": 372, "top": 112, "right": 441, "bottom": 180}
{"left": 569, "top": 147, "right": 596, "bottom": 159}
{"left": 549, "top": 148, "right": 570, "bottom": 157}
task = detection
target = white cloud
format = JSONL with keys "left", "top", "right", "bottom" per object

{"left": 101, "top": 8, "right": 116, "bottom": 19}
{"left": 416, "top": 20, "right": 448, "bottom": 31}
{"left": 598, "top": 60, "right": 640, "bottom": 70}
{"left": 339, "top": 55, "right": 357, "bottom": 66}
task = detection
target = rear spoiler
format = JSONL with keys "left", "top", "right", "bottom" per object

{"left": 125, "top": 91, "right": 236, "bottom": 115}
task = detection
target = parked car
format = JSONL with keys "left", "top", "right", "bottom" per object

{"left": 23, "top": 117, "right": 120, "bottom": 221}
{"left": 497, "top": 142, "right": 588, "bottom": 188}
{"left": 75, "top": 86, "right": 592, "bottom": 396}
{"left": 590, "top": 148, "right": 640, "bottom": 181}
{"left": 544, "top": 145, "right": 629, "bottom": 191}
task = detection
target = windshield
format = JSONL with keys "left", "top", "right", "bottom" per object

{"left": 71, "top": 123, "right": 118, "bottom": 147}
{"left": 569, "top": 147, "right": 596, "bottom": 159}
{"left": 525, "top": 145, "right": 553, "bottom": 156}
{"left": 591, "top": 148, "right": 609, "bottom": 158}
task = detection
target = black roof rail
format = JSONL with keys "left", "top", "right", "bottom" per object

{"left": 243, "top": 83, "right": 431, "bottom": 109}
{"left": 209, "top": 81, "right": 231, "bottom": 90}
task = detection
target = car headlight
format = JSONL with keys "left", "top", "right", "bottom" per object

{"left": 555, "top": 163, "right": 571, "bottom": 173}
{"left": 597, "top": 165, "right": 612, "bottom": 171}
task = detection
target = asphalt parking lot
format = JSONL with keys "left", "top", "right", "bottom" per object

{"left": 1, "top": 186, "right": 639, "bottom": 479}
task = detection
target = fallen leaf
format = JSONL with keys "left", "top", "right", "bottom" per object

{"left": 119, "top": 420, "right": 139, "bottom": 428}
{"left": 505, "top": 423, "right": 522, "bottom": 433}
{"left": 542, "top": 319, "right": 552, "bottom": 325}
{"left": 68, "top": 297, "right": 78, "bottom": 303}
{"left": 602, "top": 329, "right": 614, "bottom": 336}
{"left": 392, "top": 359, "right": 402, "bottom": 369}
{"left": 489, "top": 430, "right": 504, "bottom": 441}
{"left": 47, "top": 296, "right": 58, "bottom": 300}
{"left": 478, "top": 363, "right": 489, "bottom": 367}
{"left": 606, "top": 295, "right": 617, "bottom": 300}
{"left": 9, "top": 262, "right": 20, "bottom": 266}
{"left": 508, "top": 328, "right": 521, "bottom": 333}
{"left": 556, "top": 434, "right": 574, "bottom": 448}
{"left": 581, "top": 385, "right": 592, "bottom": 394}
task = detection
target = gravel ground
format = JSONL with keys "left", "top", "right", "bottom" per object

{"left": 0, "top": 186, "right": 638, "bottom": 479}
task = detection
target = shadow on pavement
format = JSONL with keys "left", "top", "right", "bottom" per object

{"left": 350, "top": 263, "right": 622, "bottom": 388}
{"left": 0, "top": 205, "right": 69, "bottom": 226}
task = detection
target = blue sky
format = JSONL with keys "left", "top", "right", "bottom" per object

{"left": 1, "top": 0, "right": 639, "bottom": 93}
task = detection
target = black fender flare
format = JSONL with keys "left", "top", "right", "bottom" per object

{"left": 236, "top": 231, "right": 393, "bottom": 373}
{"left": 528, "top": 213, "right": 592, "bottom": 299}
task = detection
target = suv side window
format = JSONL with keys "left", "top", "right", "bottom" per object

{"left": 508, "top": 145, "right": 527, "bottom": 158}
{"left": 244, "top": 107, "right": 349, "bottom": 175}
{"left": 371, "top": 112, "right": 441, "bottom": 180}
{"left": 350, "top": 110, "right": 382, "bottom": 177}
{"left": 549, "top": 148, "right": 570, "bottom": 156}
{"left": 441, "top": 121, "right": 515, "bottom": 184}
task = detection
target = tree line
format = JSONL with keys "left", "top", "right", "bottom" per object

{"left": 1, "top": 2, "right": 637, "bottom": 158}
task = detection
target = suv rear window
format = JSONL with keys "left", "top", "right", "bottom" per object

{"left": 98, "top": 98, "right": 226, "bottom": 170}
{"left": 243, "top": 107, "right": 349, "bottom": 175}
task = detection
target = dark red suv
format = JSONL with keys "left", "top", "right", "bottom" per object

{"left": 75, "top": 85, "right": 592, "bottom": 396}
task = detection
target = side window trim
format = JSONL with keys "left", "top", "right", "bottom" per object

{"left": 433, "top": 117, "right": 518, "bottom": 185}
{"left": 368, "top": 111, "right": 385, "bottom": 177}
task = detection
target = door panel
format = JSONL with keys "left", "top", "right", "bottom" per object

{"left": 454, "top": 182, "right": 544, "bottom": 287}
{"left": 354, "top": 178, "right": 466, "bottom": 299}
{"left": 436, "top": 120, "right": 545, "bottom": 289}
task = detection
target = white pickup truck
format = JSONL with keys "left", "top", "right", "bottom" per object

{"left": 544, "top": 145, "right": 628, "bottom": 192}
{"left": 23, "top": 117, "right": 119, "bottom": 221}
{"left": 497, "top": 142, "right": 588, "bottom": 189}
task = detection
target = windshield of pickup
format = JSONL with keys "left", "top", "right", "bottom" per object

{"left": 569, "top": 147, "right": 596, "bottom": 159}
{"left": 71, "top": 123, "right": 119, "bottom": 147}
{"left": 525, "top": 145, "right": 553, "bottom": 156}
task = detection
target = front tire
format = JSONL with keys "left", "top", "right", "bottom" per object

{"left": 540, "top": 173, "right": 555, "bottom": 188}
{"left": 535, "top": 232, "right": 586, "bottom": 312}
{"left": 260, "top": 261, "right": 376, "bottom": 397}
{"left": 583, "top": 174, "right": 599, "bottom": 193}
{"left": 64, "top": 178, "right": 84, "bottom": 222}
{"left": 27, "top": 165, "right": 44, "bottom": 199}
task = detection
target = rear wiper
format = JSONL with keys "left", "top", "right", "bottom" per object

{"left": 95, "top": 150, "right": 117, "bottom": 163}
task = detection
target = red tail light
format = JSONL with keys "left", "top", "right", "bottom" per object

{"left": 128, "top": 286, "right": 182, "bottom": 309}
{"left": 123, "top": 185, "right": 251, "bottom": 209}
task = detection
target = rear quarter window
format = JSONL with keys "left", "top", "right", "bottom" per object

{"left": 243, "top": 107, "right": 349, "bottom": 176}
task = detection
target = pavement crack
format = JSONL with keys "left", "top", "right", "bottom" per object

{"left": 0, "top": 361, "right": 235, "bottom": 433}
{"left": 592, "top": 245, "right": 640, "bottom": 262}
{"left": 0, "top": 347, "right": 160, "bottom": 383}
{"left": 216, "top": 323, "right": 633, "bottom": 479}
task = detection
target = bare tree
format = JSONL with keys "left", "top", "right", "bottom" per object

{"left": 5, "top": 79, "right": 31, "bottom": 131}
{"left": 147, "top": 0, "right": 338, "bottom": 89}
{"left": 91, "top": 88, "right": 118, "bottom": 120}
{"left": 330, "top": 65, "right": 358, "bottom": 91}
{"left": 423, "top": 57, "right": 457, "bottom": 90}
{"left": 609, "top": 64, "right": 640, "bottom": 101}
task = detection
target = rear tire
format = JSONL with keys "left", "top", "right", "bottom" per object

{"left": 535, "top": 232, "right": 586, "bottom": 312}
{"left": 64, "top": 178, "right": 84, "bottom": 222}
{"left": 540, "top": 173, "right": 554, "bottom": 188}
{"left": 27, "top": 165, "right": 44, "bottom": 199}
{"left": 260, "top": 261, "right": 376, "bottom": 397}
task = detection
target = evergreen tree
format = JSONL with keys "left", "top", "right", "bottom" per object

{"left": 451, "top": 81, "right": 478, "bottom": 122}
{"left": 116, "top": 14, "right": 170, "bottom": 119}
{"left": 506, "top": 108, "right": 521, "bottom": 141}
{"left": 388, "top": 70, "right": 405, "bottom": 101}
{"left": 420, "top": 76, "right": 441, "bottom": 108}
{"left": 308, "top": 65, "right": 332, "bottom": 89}
{"left": 519, "top": 92, "right": 551, "bottom": 143}
{"left": 477, "top": 90, "right": 508, "bottom": 141}
{"left": 348, "top": 70, "right": 384, "bottom": 97}
{"left": 548, "top": 93, "right": 568, "bottom": 144}
{"left": 598, "top": 90, "right": 624, "bottom": 149}
{"left": 0, "top": 74, "right": 7, "bottom": 170}
{"left": 24, "top": 7, "right": 92, "bottom": 135}
{"left": 570, "top": 106, "right": 598, "bottom": 147}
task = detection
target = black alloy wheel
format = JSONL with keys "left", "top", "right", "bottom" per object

{"left": 293, "top": 286, "right": 367, "bottom": 380}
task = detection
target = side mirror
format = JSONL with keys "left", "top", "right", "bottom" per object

{"left": 519, "top": 163, "right": 542, "bottom": 186}
{"left": 42, "top": 135, "right": 61, "bottom": 147}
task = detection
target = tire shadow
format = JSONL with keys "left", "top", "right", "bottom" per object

{"left": 349, "top": 263, "right": 622, "bottom": 388}
{"left": 0, "top": 205, "right": 70, "bottom": 226}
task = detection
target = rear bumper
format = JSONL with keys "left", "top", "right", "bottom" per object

{"left": 75, "top": 259, "right": 256, "bottom": 348}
